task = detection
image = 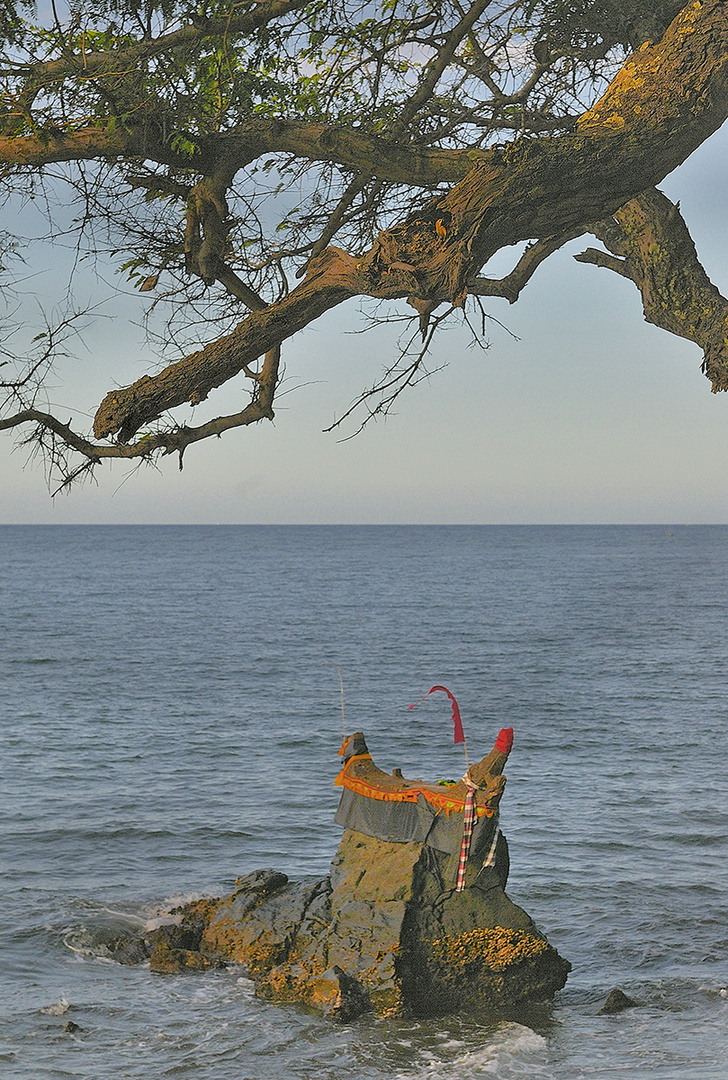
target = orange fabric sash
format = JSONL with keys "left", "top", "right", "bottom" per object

{"left": 335, "top": 755, "right": 493, "bottom": 818}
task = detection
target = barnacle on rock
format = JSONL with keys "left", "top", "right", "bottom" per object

{"left": 430, "top": 927, "right": 549, "bottom": 970}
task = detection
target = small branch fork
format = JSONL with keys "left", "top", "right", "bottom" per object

{"left": 470, "top": 228, "right": 585, "bottom": 304}
{"left": 0, "top": 343, "right": 282, "bottom": 483}
{"left": 324, "top": 304, "right": 460, "bottom": 438}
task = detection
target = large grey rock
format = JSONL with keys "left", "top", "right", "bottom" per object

{"left": 170, "top": 824, "right": 571, "bottom": 1018}
{"left": 118, "top": 731, "right": 570, "bottom": 1018}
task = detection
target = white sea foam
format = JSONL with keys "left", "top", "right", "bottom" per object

{"left": 144, "top": 911, "right": 183, "bottom": 931}
{"left": 96, "top": 906, "right": 146, "bottom": 926}
{"left": 394, "top": 1023, "right": 549, "bottom": 1079}
{"left": 143, "top": 892, "right": 217, "bottom": 931}
{"left": 38, "top": 997, "right": 70, "bottom": 1016}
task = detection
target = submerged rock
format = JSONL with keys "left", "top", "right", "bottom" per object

{"left": 598, "top": 988, "right": 640, "bottom": 1014}
{"left": 118, "top": 727, "right": 570, "bottom": 1018}
{"left": 111, "top": 936, "right": 151, "bottom": 966}
{"left": 107, "top": 898, "right": 220, "bottom": 969}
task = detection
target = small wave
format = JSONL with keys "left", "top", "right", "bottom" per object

{"left": 394, "top": 1023, "right": 549, "bottom": 1079}
{"left": 236, "top": 975, "right": 255, "bottom": 995}
{"left": 56, "top": 894, "right": 222, "bottom": 964}
{"left": 144, "top": 911, "right": 183, "bottom": 932}
{"left": 92, "top": 905, "right": 147, "bottom": 927}
{"left": 60, "top": 902, "right": 151, "bottom": 962}
{"left": 142, "top": 891, "right": 220, "bottom": 930}
{"left": 62, "top": 929, "right": 120, "bottom": 962}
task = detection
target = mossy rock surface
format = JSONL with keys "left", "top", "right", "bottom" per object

{"left": 115, "top": 831, "right": 570, "bottom": 1018}
{"left": 159, "top": 830, "right": 570, "bottom": 1017}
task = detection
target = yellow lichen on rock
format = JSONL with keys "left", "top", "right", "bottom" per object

{"left": 149, "top": 940, "right": 215, "bottom": 974}
{"left": 430, "top": 927, "right": 549, "bottom": 971}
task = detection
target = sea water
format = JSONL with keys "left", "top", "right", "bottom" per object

{"left": 0, "top": 524, "right": 726, "bottom": 1080}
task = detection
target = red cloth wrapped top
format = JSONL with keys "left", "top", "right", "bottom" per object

{"left": 494, "top": 727, "right": 514, "bottom": 754}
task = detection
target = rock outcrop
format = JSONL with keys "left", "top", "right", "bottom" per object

{"left": 598, "top": 988, "right": 640, "bottom": 1015}
{"left": 111, "top": 728, "right": 570, "bottom": 1018}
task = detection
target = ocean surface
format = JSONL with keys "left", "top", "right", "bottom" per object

{"left": 1, "top": 524, "right": 726, "bottom": 1080}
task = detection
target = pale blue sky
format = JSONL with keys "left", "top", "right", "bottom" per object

{"left": 2, "top": 125, "right": 728, "bottom": 523}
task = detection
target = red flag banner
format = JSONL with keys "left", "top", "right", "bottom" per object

{"left": 409, "top": 685, "right": 465, "bottom": 745}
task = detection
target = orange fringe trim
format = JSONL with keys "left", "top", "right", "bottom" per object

{"left": 335, "top": 755, "right": 493, "bottom": 818}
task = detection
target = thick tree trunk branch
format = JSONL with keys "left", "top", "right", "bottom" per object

{"left": 91, "top": 0, "right": 728, "bottom": 443}
{"left": 0, "top": 119, "right": 483, "bottom": 187}
{"left": 0, "top": 125, "right": 151, "bottom": 165}
{"left": 1, "top": 345, "right": 282, "bottom": 474}
{"left": 577, "top": 187, "right": 728, "bottom": 390}
{"left": 93, "top": 248, "right": 360, "bottom": 441}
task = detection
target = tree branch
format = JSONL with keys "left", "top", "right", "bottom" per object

{"left": 89, "top": 0, "right": 728, "bottom": 442}
{"left": 0, "top": 118, "right": 482, "bottom": 186}
{"left": 390, "top": 0, "right": 493, "bottom": 136}
{"left": 470, "top": 228, "right": 585, "bottom": 303}
{"left": 0, "top": 125, "right": 152, "bottom": 165}
{"left": 7, "top": 0, "right": 310, "bottom": 87}
{"left": 93, "top": 247, "right": 360, "bottom": 441}
{"left": 0, "top": 343, "right": 282, "bottom": 474}
{"left": 576, "top": 187, "right": 728, "bottom": 390}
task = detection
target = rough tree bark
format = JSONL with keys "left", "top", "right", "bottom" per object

{"left": 577, "top": 188, "right": 728, "bottom": 390}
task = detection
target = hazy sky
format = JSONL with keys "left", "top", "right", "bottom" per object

{"left": 3, "top": 125, "right": 728, "bottom": 524}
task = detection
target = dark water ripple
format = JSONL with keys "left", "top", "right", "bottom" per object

{"left": 1, "top": 525, "right": 728, "bottom": 1079}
